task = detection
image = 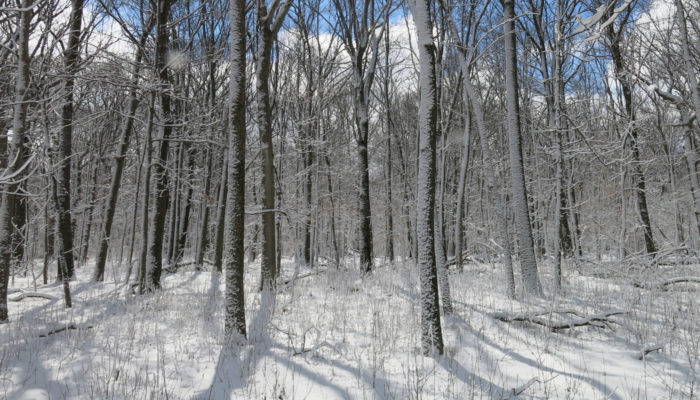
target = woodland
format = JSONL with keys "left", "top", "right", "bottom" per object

{"left": 0, "top": 0, "right": 698, "bottom": 398}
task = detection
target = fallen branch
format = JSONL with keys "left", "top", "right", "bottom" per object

{"left": 39, "top": 324, "right": 93, "bottom": 337}
{"left": 493, "top": 310, "right": 627, "bottom": 332}
{"left": 504, "top": 377, "right": 538, "bottom": 399}
{"left": 9, "top": 292, "right": 56, "bottom": 302}
{"left": 634, "top": 276, "right": 700, "bottom": 290}
{"left": 637, "top": 344, "right": 664, "bottom": 360}
{"left": 502, "top": 375, "right": 558, "bottom": 399}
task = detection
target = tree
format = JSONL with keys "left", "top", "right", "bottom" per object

{"left": 0, "top": 0, "right": 34, "bottom": 322}
{"left": 55, "top": 0, "right": 86, "bottom": 283}
{"left": 409, "top": 0, "right": 444, "bottom": 356}
{"left": 603, "top": 0, "right": 657, "bottom": 256}
{"left": 330, "top": 0, "right": 389, "bottom": 273}
{"left": 439, "top": 0, "right": 516, "bottom": 297}
{"left": 502, "top": 0, "right": 542, "bottom": 295}
{"left": 255, "top": 0, "right": 293, "bottom": 291}
{"left": 93, "top": 11, "right": 155, "bottom": 281}
{"left": 224, "top": 0, "right": 248, "bottom": 341}
{"left": 145, "top": 0, "right": 175, "bottom": 290}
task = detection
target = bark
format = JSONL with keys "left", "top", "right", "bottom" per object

{"left": 502, "top": 0, "right": 542, "bottom": 295}
{"left": 55, "top": 0, "right": 85, "bottom": 282}
{"left": 224, "top": 0, "right": 247, "bottom": 341}
{"left": 175, "top": 147, "right": 194, "bottom": 262}
{"left": 384, "top": 22, "right": 395, "bottom": 264}
{"left": 146, "top": 0, "right": 175, "bottom": 290}
{"left": 410, "top": 0, "right": 444, "bottom": 356}
{"left": 256, "top": 0, "right": 292, "bottom": 289}
{"left": 357, "top": 141, "right": 374, "bottom": 272}
{"left": 213, "top": 152, "right": 228, "bottom": 273}
{"left": 1, "top": 0, "right": 33, "bottom": 322}
{"left": 454, "top": 105, "right": 470, "bottom": 272}
{"left": 138, "top": 98, "right": 155, "bottom": 294}
{"left": 682, "top": 119, "right": 700, "bottom": 238}
{"left": 675, "top": 0, "right": 700, "bottom": 123}
{"left": 196, "top": 149, "right": 213, "bottom": 266}
{"left": 79, "top": 160, "right": 98, "bottom": 264}
{"left": 434, "top": 38, "right": 453, "bottom": 315}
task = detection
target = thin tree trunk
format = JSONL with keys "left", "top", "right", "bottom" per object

{"left": 384, "top": 21, "right": 395, "bottom": 264}
{"left": 176, "top": 148, "right": 194, "bottom": 262}
{"left": 138, "top": 96, "right": 155, "bottom": 293}
{"left": 93, "top": 18, "right": 154, "bottom": 280}
{"left": 439, "top": 0, "right": 516, "bottom": 297}
{"left": 79, "top": 160, "right": 99, "bottom": 264}
{"left": 606, "top": 19, "right": 656, "bottom": 256}
{"left": 196, "top": 149, "right": 213, "bottom": 266}
{"left": 213, "top": 152, "right": 228, "bottom": 274}
{"left": 675, "top": 0, "right": 700, "bottom": 123}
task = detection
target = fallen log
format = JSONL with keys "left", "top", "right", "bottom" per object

{"left": 493, "top": 310, "right": 627, "bottom": 332}
{"left": 634, "top": 276, "right": 700, "bottom": 290}
{"left": 637, "top": 344, "right": 664, "bottom": 360}
{"left": 39, "top": 324, "right": 93, "bottom": 337}
{"left": 9, "top": 292, "right": 56, "bottom": 302}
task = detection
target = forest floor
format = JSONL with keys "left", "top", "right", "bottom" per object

{"left": 0, "top": 256, "right": 697, "bottom": 399}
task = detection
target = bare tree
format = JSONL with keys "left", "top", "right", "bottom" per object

{"left": 93, "top": 11, "right": 155, "bottom": 281}
{"left": 224, "top": 0, "right": 248, "bottom": 341}
{"left": 145, "top": 0, "right": 175, "bottom": 290}
{"left": 255, "top": 0, "right": 293, "bottom": 291}
{"left": 502, "top": 0, "right": 542, "bottom": 295}
{"left": 0, "top": 0, "right": 33, "bottom": 322}
{"left": 330, "top": 0, "right": 389, "bottom": 273}
{"left": 409, "top": 0, "right": 444, "bottom": 356}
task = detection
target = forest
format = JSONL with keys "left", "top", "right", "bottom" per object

{"left": 0, "top": 0, "right": 698, "bottom": 398}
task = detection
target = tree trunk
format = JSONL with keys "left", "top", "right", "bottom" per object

{"left": 384, "top": 22, "right": 395, "bottom": 264}
{"left": 255, "top": 0, "right": 292, "bottom": 289}
{"left": 138, "top": 97, "right": 155, "bottom": 293}
{"left": 224, "top": 0, "right": 247, "bottom": 341}
{"left": 79, "top": 160, "right": 99, "bottom": 264}
{"left": 213, "top": 152, "right": 228, "bottom": 274}
{"left": 196, "top": 149, "right": 213, "bottom": 266}
{"left": 146, "top": 0, "right": 175, "bottom": 290}
{"left": 410, "top": 0, "right": 444, "bottom": 356}
{"left": 55, "top": 0, "right": 85, "bottom": 282}
{"left": 606, "top": 19, "right": 656, "bottom": 256}
{"left": 1, "top": 0, "right": 33, "bottom": 322}
{"left": 176, "top": 148, "right": 194, "bottom": 263}
{"left": 502, "top": 0, "right": 541, "bottom": 295}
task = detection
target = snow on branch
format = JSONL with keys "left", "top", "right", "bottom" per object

{"left": 570, "top": 0, "right": 634, "bottom": 38}
{"left": 9, "top": 292, "right": 56, "bottom": 302}
{"left": 493, "top": 309, "right": 628, "bottom": 332}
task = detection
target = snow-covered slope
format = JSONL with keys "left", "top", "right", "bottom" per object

{"left": 1, "top": 258, "right": 697, "bottom": 399}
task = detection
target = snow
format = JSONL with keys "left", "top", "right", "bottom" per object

{"left": 1, "top": 257, "right": 697, "bottom": 399}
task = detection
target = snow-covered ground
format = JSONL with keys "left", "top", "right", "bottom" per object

{"left": 1, "top": 257, "right": 697, "bottom": 399}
